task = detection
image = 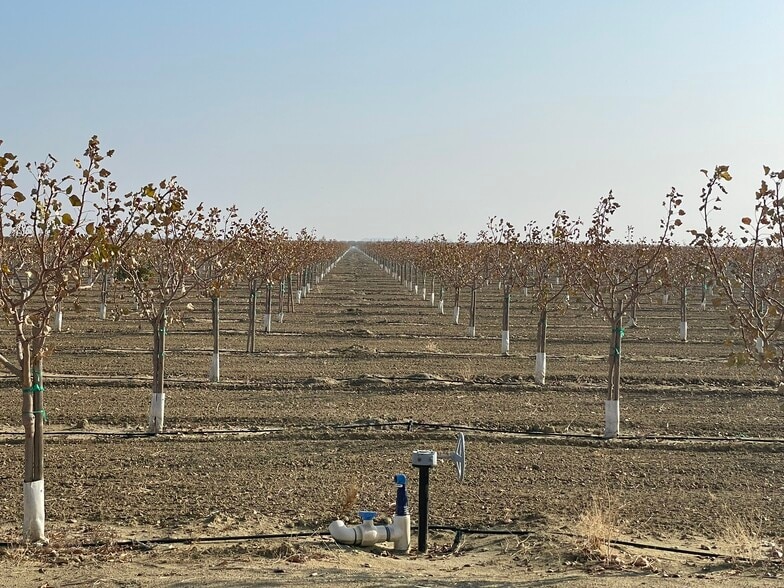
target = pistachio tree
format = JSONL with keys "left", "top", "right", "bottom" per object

{"left": 111, "top": 181, "right": 238, "bottom": 433}
{"left": 573, "top": 190, "right": 681, "bottom": 437}
{"left": 0, "top": 136, "right": 117, "bottom": 541}
{"left": 691, "top": 165, "right": 784, "bottom": 389}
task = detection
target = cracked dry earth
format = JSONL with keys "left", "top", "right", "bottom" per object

{"left": 1, "top": 247, "right": 783, "bottom": 587}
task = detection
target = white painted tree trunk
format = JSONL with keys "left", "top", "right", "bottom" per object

{"left": 53, "top": 309, "right": 63, "bottom": 332}
{"left": 148, "top": 393, "right": 166, "bottom": 434}
{"left": 438, "top": 300, "right": 444, "bottom": 314}
{"left": 523, "top": 287, "right": 528, "bottom": 297}
{"left": 604, "top": 399, "right": 620, "bottom": 438}
{"left": 99, "top": 302, "right": 107, "bottom": 320}
{"left": 23, "top": 480, "right": 46, "bottom": 543}
{"left": 501, "top": 330, "right": 510, "bottom": 355}
{"left": 296, "top": 290, "right": 302, "bottom": 303}
{"left": 662, "top": 293, "right": 669, "bottom": 304}
{"left": 209, "top": 352, "right": 220, "bottom": 382}
{"left": 414, "top": 285, "right": 418, "bottom": 295}
{"left": 430, "top": 292, "right": 435, "bottom": 306}
{"left": 422, "top": 288, "right": 427, "bottom": 301}
{"left": 534, "top": 352, "right": 546, "bottom": 385}
{"left": 756, "top": 336, "right": 765, "bottom": 353}
{"left": 277, "top": 312, "right": 285, "bottom": 323}
{"left": 679, "top": 321, "right": 688, "bottom": 342}
{"left": 467, "top": 326, "right": 475, "bottom": 337}
{"left": 452, "top": 306, "right": 460, "bottom": 324}
{"left": 263, "top": 313, "right": 272, "bottom": 333}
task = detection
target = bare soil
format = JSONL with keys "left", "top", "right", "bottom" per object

{"left": 1, "top": 248, "right": 782, "bottom": 586}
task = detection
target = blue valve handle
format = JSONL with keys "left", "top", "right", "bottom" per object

{"left": 358, "top": 510, "right": 376, "bottom": 521}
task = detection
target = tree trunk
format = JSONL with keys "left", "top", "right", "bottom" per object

{"left": 263, "top": 281, "right": 273, "bottom": 333}
{"left": 246, "top": 281, "right": 257, "bottom": 352}
{"left": 605, "top": 300, "right": 623, "bottom": 438}
{"left": 501, "top": 289, "right": 511, "bottom": 356}
{"left": 535, "top": 308, "right": 547, "bottom": 385}
{"left": 209, "top": 297, "right": 220, "bottom": 382}
{"left": 21, "top": 340, "right": 47, "bottom": 542}
{"left": 467, "top": 282, "right": 477, "bottom": 337}
{"left": 99, "top": 271, "right": 109, "bottom": 320}
{"left": 287, "top": 273, "right": 294, "bottom": 312}
{"left": 149, "top": 310, "right": 167, "bottom": 434}
{"left": 452, "top": 287, "right": 460, "bottom": 324}
{"left": 679, "top": 285, "right": 688, "bottom": 342}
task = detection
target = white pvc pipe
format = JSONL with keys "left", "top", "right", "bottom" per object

{"left": 534, "top": 352, "right": 546, "bottom": 385}
{"left": 604, "top": 399, "right": 620, "bottom": 439}
{"left": 148, "top": 392, "right": 166, "bottom": 433}
{"left": 679, "top": 321, "right": 688, "bottom": 342}
{"left": 23, "top": 479, "right": 46, "bottom": 543}
{"left": 209, "top": 352, "right": 220, "bottom": 382}
{"left": 452, "top": 306, "right": 460, "bottom": 324}
{"left": 329, "top": 515, "right": 410, "bottom": 553}
{"left": 501, "top": 330, "right": 510, "bottom": 355}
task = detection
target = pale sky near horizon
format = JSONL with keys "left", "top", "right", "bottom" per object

{"left": 3, "top": 1, "right": 783, "bottom": 242}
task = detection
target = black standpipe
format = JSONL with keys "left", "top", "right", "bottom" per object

{"left": 411, "top": 449, "right": 437, "bottom": 554}
{"left": 414, "top": 464, "right": 431, "bottom": 553}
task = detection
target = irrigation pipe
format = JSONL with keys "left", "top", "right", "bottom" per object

{"left": 1, "top": 418, "right": 782, "bottom": 446}
{"left": 0, "top": 525, "right": 731, "bottom": 561}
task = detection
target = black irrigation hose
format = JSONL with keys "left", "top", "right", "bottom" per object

{"left": 1, "top": 418, "right": 783, "bottom": 445}
{"left": 0, "top": 525, "right": 732, "bottom": 561}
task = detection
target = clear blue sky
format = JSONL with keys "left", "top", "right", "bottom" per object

{"left": 4, "top": 1, "right": 782, "bottom": 241}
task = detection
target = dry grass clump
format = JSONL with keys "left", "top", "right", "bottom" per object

{"left": 576, "top": 493, "right": 617, "bottom": 562}
{"left": 718, "top": 509, "right": 765, "bottom": 565}
{"left": 424, "top": 339, "right": 441, "bottom": 353}
{"left": 338, "top": 483, "right": 359, "bottom": 518}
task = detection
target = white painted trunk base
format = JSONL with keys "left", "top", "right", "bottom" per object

{"left": 679, "top": 321, "right": 688, "bottom": 342}
{"left": 296, "top": 290, "right": 302, "bottom": 303}
{"left": 414, "top": 285, "right": 418, "bottom": 294}
{"left": 756, "top": 337, "right": 765, "bottom": 353}
{"left": 467, "top": 326, "right": 476, "bottom": 337}
{"left": 438, "top": 300, "right": 444, "bottom": 314}
{"left": 453, "top": 306, "right": 460, "bottom": 324}
{"left": 662, "top": 294, "right": 669, "bottom": 304}
{"left": 23, "top": 479, "right": 46, "bottom": 543}
{"left": 604, "top": 399, "right": 620, "bottom": 438}
{"left": 277, "top": 312, "right": 285, "bottom": 323}
{"left": 523, "top": 287, "right": 528, "bottom": 297}
{"left": 54, "top": 310, "right": 63, "bottom": 332}
{"left": 501, "top": 330, "right": 510, "bottom": 355}
{"left": 534, "top": 352, "right": 546, "bottom": 385}
{"left": 263, "top": 313, "right": 272, "bottom": 333}
{"left": 149, "top": 393, "right": 166, "bottom": 433}
{"left": 99, "top": 303, "right": 107, "bottom": 320}
{"left": 430, "top": 292, "right": 435, "bottom": 306}
{"left": 422, "top": 288, "right": 427, "bottom": 301}
{"left": 209, "top": 352, "right": 220, "bottom": 382}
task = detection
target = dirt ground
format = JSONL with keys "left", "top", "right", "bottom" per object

{"left": 1, "top": 247, "right": 783, "bottom": 586}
